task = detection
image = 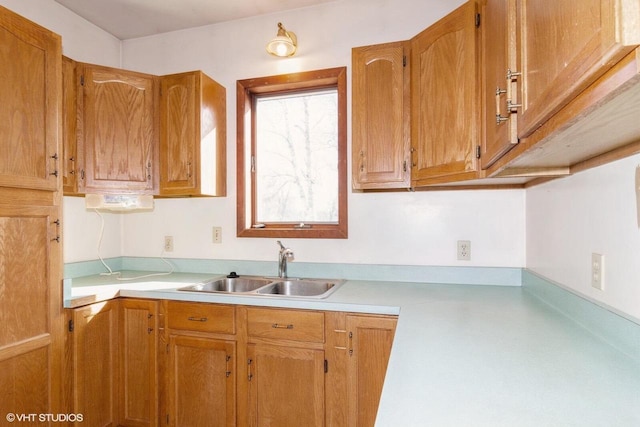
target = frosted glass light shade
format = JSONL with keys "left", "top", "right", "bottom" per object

{"left": 266, "top": 23, "right": 297, "bottom": 57}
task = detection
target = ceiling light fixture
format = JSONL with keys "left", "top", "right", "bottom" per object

{"left": 266, "top": 22, "right": 297, "bottom": 57}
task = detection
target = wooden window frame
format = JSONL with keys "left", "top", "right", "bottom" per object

{"left": 236, "top": 67, "right": 348, "bottom": 239}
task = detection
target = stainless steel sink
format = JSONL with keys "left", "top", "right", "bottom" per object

{"left": 180, "top": 277, "right": 272, "bottom": 293}
{"left": 256, "top": 279, "right": 340, "bottom": 297}
{"left": 178, "top": 276, "right": 343, "bottom": 299}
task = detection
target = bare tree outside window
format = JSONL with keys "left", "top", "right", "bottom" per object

{"left": 255, "top": 90, "right": 338, "bottom": 224}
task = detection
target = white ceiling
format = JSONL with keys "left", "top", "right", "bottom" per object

{"left": 54, "top": 0, "right": 337, "bottom": 40}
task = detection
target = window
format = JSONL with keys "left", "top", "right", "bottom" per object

{"left": 237, "top": 67, "right": 347, "bottom": 238}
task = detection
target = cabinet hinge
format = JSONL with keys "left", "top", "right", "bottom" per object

{"left": 403, "top": 55, "right": 406, "bottom": 67}
{"left": 324, "top": 359, "right": 328, "bottom": 373}
{"left": 80, "top": 75, "right": 84, "bottom": 86}
{"left": 166, "top": 344, "right": 169, "bottom": 354}
{"left": 68, "top": 319, "right": 74, "bottom": 332}
{"left": 475, "top": 13, "right": 481, "bottom": 28}
{"left": 476, "top": 145, "right": 481, "bottom": 159}
{"left": 251, "top": 156, "right": 256, "bottom": 173}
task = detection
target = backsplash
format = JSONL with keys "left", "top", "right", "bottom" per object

{"left": 64, "top": 256, "right": 522, "bottom": 286}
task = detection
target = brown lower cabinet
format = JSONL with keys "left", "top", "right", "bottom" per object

{"left": 165, "top": 301, "right": 236, "bottom": 427}
{"left": 69, "top": 298, "right": 158, "bottom": 427}
{"left": 69, "top": 299, "right": 397, "bottom": 427}
{"left": 70, "top": 300, "right": 119, "bottom": 427}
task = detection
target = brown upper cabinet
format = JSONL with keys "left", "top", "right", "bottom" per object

{"left": 352, "top": 42, "right": 411, "bottom": 190}
{"left": 483, "top": 0, "right": 640, "bottom": 171}
{"left": 0, "top": 7, "right": 61, "bottom": 192}
{"left": 354, "top": 0, "right": 640, "bottom": 189}
{"left": 159, "top": 71, "right": 227, "bottom": 197}
{"left": 62, "top": 56, "right": 80, "bottom": 194}
{"left": 514, "top": 0, "right": 640, "bottom": 140}
{"left": 410, "top": 1, "right": 481, "bottom": 186}
{"left": 481, "top": 0, "right": 518, "bottom": 168}
{"left": 62, "top": 60, "right": 226, "bottom": 197}
{"left": 77, "top": 63, "right": 159, "bottom": 194}
{"left": 351, "top": 1, "right": 481, "bottom": 190}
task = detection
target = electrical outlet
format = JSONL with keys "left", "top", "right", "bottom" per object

{"left": 457, "top": 240, "right": 471, "bottom": 261}
{"left": 164, "top": 236, "right": 174, "bottom": 252}
{"left": 212, "top": 226, "right": 222, "bottom": 244}
{"left": 591, "top": 253, "right": 604, "bottom": 290}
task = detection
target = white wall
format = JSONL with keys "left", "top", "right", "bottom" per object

{"left": 527, "top": 153, "right": 640, "bottom": 320}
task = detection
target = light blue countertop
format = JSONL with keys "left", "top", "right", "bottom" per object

{"left": 67, "top": 272, "right": 640, "bottom": 426}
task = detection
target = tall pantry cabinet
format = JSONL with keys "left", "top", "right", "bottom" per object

{"left": 0, "top": 3, "right": 65, "bottom": 419}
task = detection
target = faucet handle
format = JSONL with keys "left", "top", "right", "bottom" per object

{"left": 276, "top": 240, "right": 286, "bottom": 250}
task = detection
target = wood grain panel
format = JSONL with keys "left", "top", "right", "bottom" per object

{"left": 0, "top": 346, "right": 50, "bottom": 419}
{"left": 73, "top": 301, "right": 118, "bottom": 427}
{"left": 81, "top": 64, "right": 157, "bottom": 193}
{"left": 0, "top": 7, "right": 60, "bottom": 191}
{"left": 168, "top": 335, "right": 236, "bottom": 427}
{"left": 120, "top": 299, "right": 158, "bottom": 427}
{"left": 517, "top": 0, "right": 640, "bottom": 138}
{"left": 62, "top": 56, "right": 78, "bottom": 194}
{"left": 159, "top": 71, "right": 226, "bottom": 196}
{"left": 167, "top": 301, "right": 235, "bottom": 334}
{"left": 481, "top": 0, "right": 519, "bottom": 168}
{"left": 352, "top": 42, "right": 410, "bottom": 189}
{"left": 0, "top": 212, "right": 50, "bottom": 347}
{"left": 160, "top": 73, "right": 196, "bottom": 186}
{"left": 347, "top": 315, "right": 397, "bottom": 427}
{"left": 411, "top": 1, "right": 480, "bottom": 185}
{"left": 246, "top": 307, "right": 324, "bottom": 343}
{"left": 247, "top": 343, "right": 324, "bottom": 427}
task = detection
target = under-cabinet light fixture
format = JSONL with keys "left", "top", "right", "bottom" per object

{"left": 266, "top": 22, "right": 297, "bottom": 57}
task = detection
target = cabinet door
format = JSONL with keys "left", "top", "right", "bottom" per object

{"left": 481, "top": 0, "right": 519, "bottom": 168}
{"left": 80, "top": 64, "right": 158, "bottom": 194}
{"left": 0, "top": 202, "right": 63, "bottom": 419}
{"left": 352, "top": 42, "right": 410, "bottom": 189}
{"left": 346, "top": 315, "right": 397, "bottom": 427}
{"left": 411, "top": 1, "right": 480, "bottom": 185}
{"left": 120, "top": 299, "right": 158, "bottom": 427}
{"left": 168, "top": 335, "right": 235, "bottom": 427}
{"left": 62, "top": 56, "right": 79, "bottom": 194}
{"left": 516, "top": 0, "right": 640, "bottom": 138}
{"left": 0, "top": 7, "right": 61, "bottom": 191}
{"left": 160, "top": 71, "right": 226, "bottom": 197}
{"left": 247, "top": 343, "right": 324, "bottom": 427}
{"left": 72, "top": 301, "right": 119, "bottom": 427}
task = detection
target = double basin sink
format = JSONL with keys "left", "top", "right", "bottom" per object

{"left": 179, "top": 275, "right": 344, "bottom": 299}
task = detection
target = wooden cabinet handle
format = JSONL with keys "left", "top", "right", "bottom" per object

{"left": 187, "top": 316, "right": 208, "bottom": 322}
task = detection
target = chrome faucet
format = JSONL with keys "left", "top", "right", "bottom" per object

{"left": 276, "top": 240, "right": 294, "bottom": 278}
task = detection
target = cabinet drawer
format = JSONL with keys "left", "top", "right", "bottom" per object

{"left": 247, "top": 308, "right": 324, "bottom": 343}
{"left": 167, "top": 301, "right": 235, "bottom": 334}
